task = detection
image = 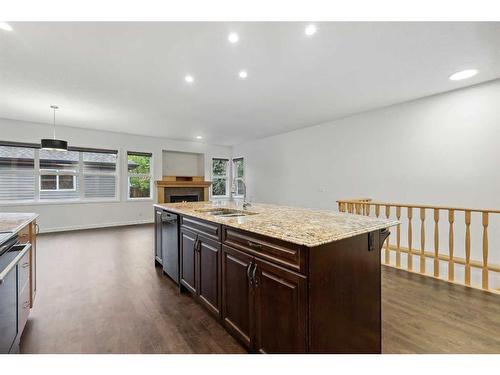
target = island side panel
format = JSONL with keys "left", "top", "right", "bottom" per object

{"left": 308, "top": 230, "right": 382, "bottom": 353}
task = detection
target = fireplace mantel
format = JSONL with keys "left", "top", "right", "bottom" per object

{"left": 155, "top": 176, "right": 211, "bottom": 203}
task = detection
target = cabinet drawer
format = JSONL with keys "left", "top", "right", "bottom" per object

{"left": 18, "top": 250, "right": 30, "bottom": 292}
{"left": 222, "top": 227, "right": 306, "bottom": 273}
{"left": 18, "top": 283, "right": 30, "bottom": 334}
{"left": 181, "top": 216, "right": 221, "bottom": 241}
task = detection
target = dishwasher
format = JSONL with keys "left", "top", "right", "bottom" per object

{"left": 161, "top": 212, "right": 179, "bottom": 284}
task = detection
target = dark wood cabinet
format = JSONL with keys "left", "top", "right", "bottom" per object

{"left": 180, "top": 226, "right": 222, "bottom": 318}
{"left": 197, "top": 236, "right": 221, "bottom": 316}
{"left": 253, "top": 258, "right": 307, "bottom": 353}
{"left": 162, "top": 208, "right": 388, "bottom": 354}
{"left": 180, "top": 228, "right": 197, "bottom": 294}
{"left": 221, "top": 245, "right": 254, "bottom": 348}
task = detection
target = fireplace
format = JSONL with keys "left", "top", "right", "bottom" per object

{"left": 170, "top": 194, "right": 199, "bottom": 203}
{"left": 164, "top": 187, "right": 204, "bottom": 203}
{"left": 155, "top": 176, "right": 212, "bottom": 203}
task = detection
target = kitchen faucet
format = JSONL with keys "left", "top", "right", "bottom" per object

{"left": 234, "top": 179, "right": 251, "bottom": 209}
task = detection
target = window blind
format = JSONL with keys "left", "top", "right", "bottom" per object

{"left": 0, "top": 145, "right": 36, "bottom": 202}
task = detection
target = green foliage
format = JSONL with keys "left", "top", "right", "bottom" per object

{"left": 212, "top": 178, "right": 227, "bottom": 196}
{"left": 212, "top": 159, "right": 227, "bottom": 176}
{"left": 128, "top": 155, "right": 150, "bottom": 174}
{"left": 128, "top": 155, "right": 151, "bottom": 196}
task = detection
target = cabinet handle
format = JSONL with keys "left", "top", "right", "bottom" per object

{"left": 246, "top": 263, "right": 254, "bottom": 285}
{"left": 194, "top": 237, "right": 201, "bottom": 252}
{"left": 252, "top": 264, "right": 258, "bottom": 287}
{"left": 35, "top": 223, "right": 40, "bottom": 235}
{"left": 22, "top": 262, "right": 30, "bottom": 268}
{"left": 247, "top": 241, "right": 262, "bottom": 249}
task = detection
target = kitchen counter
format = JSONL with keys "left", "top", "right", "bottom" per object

{"left": 154, "top": 201, "right": 398, "bottom": 247}
{"left": 0, "top": 213, "right": 39, "bottom": 245}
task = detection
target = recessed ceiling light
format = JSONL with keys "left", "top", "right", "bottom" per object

{"left": 0, "top": 22, "right": 13, "bottom": 32}
{"left": 195, "top": 136, "right": 203, "bottom": 140}
{"left": 449, "top": 69, "right": 478, "bottom": 81}
{"left": 305, "top": 24, "right": 317, "bottom": 36}
{"left": 184, "top": 75, "right": 194, "bottom": 83}
{"left": 228, "top": 32, "right": 239, "bottom": 44}
{"left": 238, "top": 70, "right": 248, "bottom": 79}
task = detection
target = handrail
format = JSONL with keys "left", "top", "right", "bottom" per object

{"left": 337, "top": 199, "right": 500, "bottom": 214}
{"left": 337, "top": 198, "right": 500, "bottom": 295}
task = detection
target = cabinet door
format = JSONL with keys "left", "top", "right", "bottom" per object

{"left": 253, "top": 258, "right": 307, "bottom": 353}
{"left": 221, "top": 245, "right": 254, "bottom": 349}
{"left": 197, "top": 235, "right": 221, "bottom": 317}
{"left": 154, "top": 210, "right": 163, "bottom": 264}
{"left": 180, "top": 228, "right": 197, "bottom": 294}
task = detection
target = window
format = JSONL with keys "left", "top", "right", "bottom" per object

{"left": 232, "top": 157, "right": 245, "bottom": 197}
{"left": 39, "top": 149, "right": 80, "bottom": 200}
{"left": 127, "top": 151, "right": 152, "bottom": 199}
{"left": 0, "top": 145, "right": 35, "bottom": 202}
{"left": 83, "top": 151, "right": 118, "bottom": 198}
{"left": 0, "top": 142, "right": 118, "bottom": 203}
{"left": 212, "top": 158, "right": 229, "bottom": 197}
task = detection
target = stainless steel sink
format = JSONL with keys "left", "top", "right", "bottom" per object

{"left": 196, "top": 208, "right": 258, "bottom": 217}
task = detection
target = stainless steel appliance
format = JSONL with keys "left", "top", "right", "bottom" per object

{"left": 161, "top": 212, "right": 179, "bottom": 283}
{"left": 0, "top": 235, "right": 31, "bottom": 354}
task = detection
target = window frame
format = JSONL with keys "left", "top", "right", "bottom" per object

{"left": 126, "top": 151, "right": 153, "bottom": 201}
{"left": 231, "top": 157, "right": 245, "bottom": 198}
{"left": 0, "top": 142, "right": 120, "bottom": 205}
{"left": 211, "top": 157, "right": 230, "bottom": 198}
{"left": 39, "top": 174, "right": 77, "bottom": 192}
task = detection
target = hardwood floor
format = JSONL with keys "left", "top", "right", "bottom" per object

{"left": 20, "top": 225, "right": 500, "bottom": 354}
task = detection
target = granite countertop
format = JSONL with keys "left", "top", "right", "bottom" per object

{"left": 154, "top": 201, "right": 399, "bottom": 247}
{"left": 0, "top": 213, "right": 39, "bottom": 245}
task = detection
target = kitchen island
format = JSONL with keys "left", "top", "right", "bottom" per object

{"left": 154, "top": 201, "right": 398, "bottom": 354}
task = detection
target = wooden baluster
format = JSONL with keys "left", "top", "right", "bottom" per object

{"left": 375, "top": 204, "right": 380, "bottom": 218}
{"left": 448, "top": 210, "right": 454, "bottom": 282}
{"left": 434, "top": 209, "right": 439, "bottom": 278}
{"left": 355, "top": 203, "right": 361, "bottom": 215}
{"left": 362, "top": 204, "right": 366, "bottom": 215}
{"left": 407, "top": 207, "right": 413, "bottom": 271}
{"left": 396, "top": 206, "right": 401, "bottom": 268}
{"left": 366, "top": 204, "right": 371, "bottom": 216}
{"left": 385, "top": 205, "right": 391, "bottom": 265}
{"left": 420, "top": 208, "right": 426, "bottom": 274}
{"left": 465, "top": 210, "right": 471, "bottom": 286}
{"left": 348, "top": 203, "right": 353, "bottom": 214}
{"left": 482, "top": 212, "right": 489, "bottom": 290}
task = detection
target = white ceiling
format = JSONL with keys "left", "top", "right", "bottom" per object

{"left": 1, "top": 22, "right": 499, "bottom": 146}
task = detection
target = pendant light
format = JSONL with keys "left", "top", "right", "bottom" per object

{"left": 41, "top": 105, "right": 68, "bottom": 151}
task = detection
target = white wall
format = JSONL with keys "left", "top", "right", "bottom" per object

{"left": 0, "top": 118, "right": 231, "bottom": 232}
{"left": 162, "top": 151, "right": 204, "bottom": 177}
{"left": 234, "top": 79, "right": 500, "bottom": 288}
{"left": 235, "top": 80, "right": 500, "bottom": 209}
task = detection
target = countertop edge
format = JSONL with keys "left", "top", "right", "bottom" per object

{"left": 154, "top": 203, "right": 399, "bottom": 247}
{"left": 0, "top": 213, "right": 39, "bottom": 246}
{"left": 9, "top": 214, "right": 39, "bottom": 236}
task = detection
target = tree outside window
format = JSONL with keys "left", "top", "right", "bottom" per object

{"left": 212, "top": 158, "right": 229, "bottom": 196}
{"left": 232, "top": 157, "right": 245, "bottom": 196}
{"left": 128, "top": 152, "right": 152, "bottom": 199}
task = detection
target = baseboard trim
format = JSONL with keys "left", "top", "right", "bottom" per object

{"left": 39, "top": 220, "right": 154, "bottom": 234}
